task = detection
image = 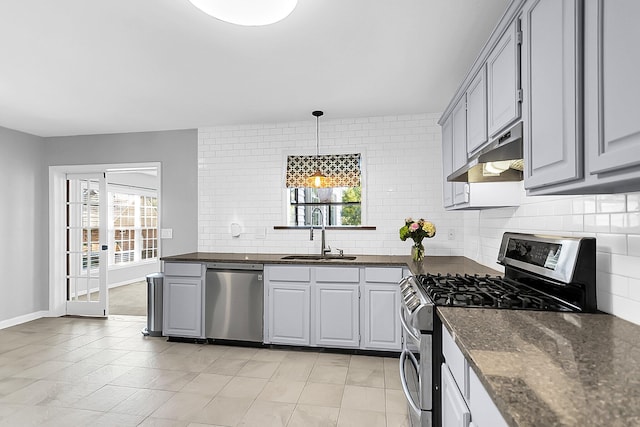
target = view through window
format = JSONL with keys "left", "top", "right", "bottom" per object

{"left": 109, "top": 192, "right": 158, "bottom": 265}
{"left": 288, "top": 186, "right": 361, "bottom": 226}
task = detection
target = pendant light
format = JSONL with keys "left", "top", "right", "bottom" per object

{"left": 309, "top": 110, "right": 328, "bottom": 188}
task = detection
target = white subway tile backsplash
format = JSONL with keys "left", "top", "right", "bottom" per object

{"left": 629, "top": 278, "right": 640, "bottom": 302}
{"left": 584, "top": 214, "right": 611, "bottom": 233}
{"left": 198, "top": 112, "right": 640, "bottom": 325}
{"left": 628, "top": 235, "right": 640, "bottom": 257}
{"left": 596, "top": 194, "right": 627, "bottom": 213}
{"left": 596, "top": 233, "right": 628, "bottom": 255}
{"left": 198, "top": 113, "right": 456, "bottom": 257}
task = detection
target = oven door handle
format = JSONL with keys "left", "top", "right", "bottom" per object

{"left": 399, "top": 349, "right": 422, "bottom": 416}
{"left": 399, "top": 304, "right": 421, "bottom": 343}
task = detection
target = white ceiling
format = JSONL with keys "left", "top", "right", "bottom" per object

{"left": 0, "top": 0, "right": 509, "bottom": 137}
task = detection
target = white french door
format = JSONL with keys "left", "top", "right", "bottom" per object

{"left": 65, "top": 173, "right": 108, "bottom": 316}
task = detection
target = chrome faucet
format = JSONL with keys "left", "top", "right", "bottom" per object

{"left": 310, "top": 207, "right": 331, "bottom": 256}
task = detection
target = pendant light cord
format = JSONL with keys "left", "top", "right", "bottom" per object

{"left": 313, "top": 110, "right": 323, "bottom": 160}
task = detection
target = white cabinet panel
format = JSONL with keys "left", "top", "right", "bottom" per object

{"left": 314, "top": 284, "right": 359, "bottom": 348}
{"left": 442, "top": 116, "right": 455, "bottom": 208}
{"left": 442, "top": 325, "right": 508, "bottom": 427}
{"left": 451, "top": 97, "right": 469, "bottom": 205}
{"left": 442, "top": 364, "right": 471, "bottom": 427}
{"left": 522, "top": 0, "right": 581, "bottom": 190}
{"left": 316, "top": 267, "right": 359, "bottom": 283}
{"left": 586, "top": 0, "right": 640, "bottom": 175}
{"left": 442, "top": 326, "right": 468, "bottom": 398}
{"left": 362, "top": 284, "right": 401, "bottom": 351}
{"left": 452, "top": 97, "right": 468, "bottom": 172}
{"left": 487, "top": 20, "right": 520, "bottom": 137}
{"left": 364, "top": 267, "right": 403, "bottom": 284}
{"left": 466, "top": 67, "right": 488, "bottom": 155}
{"left": 268, "top": 283, "right": 310, "bottom": 345}
{"left": 164, "top": 262, "right": 202, "bottom": 277}
{"left": 267, "top": 266, "right": 311, "bottom": 282}
{"left": 468, "top": 368, "right": 509, "bottom": 427}
{"left": 163, "top": 275, "right": 204, "bottom": 338}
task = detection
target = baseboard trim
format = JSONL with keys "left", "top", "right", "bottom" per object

{"left": 0, "top": 310, "right": 49, "bottom": 330}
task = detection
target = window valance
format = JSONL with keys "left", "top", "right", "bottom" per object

{"left": 285, "top": 153, "right": 361, "bottom": 188}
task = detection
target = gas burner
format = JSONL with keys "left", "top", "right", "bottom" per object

{"left": 417, "top": 273, "right": 574, "bottom": 312}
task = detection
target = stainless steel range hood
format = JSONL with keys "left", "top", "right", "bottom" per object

{"left": 448, "top": 122, "right": 524, "bottom": 183}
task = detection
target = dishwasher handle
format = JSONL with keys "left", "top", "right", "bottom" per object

{"left": 206, "top": 262, "right": 263, "bottom": 271}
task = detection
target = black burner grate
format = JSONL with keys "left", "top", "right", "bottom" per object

{"left": 418, "top": 273, "right": 574, "bottom": 312}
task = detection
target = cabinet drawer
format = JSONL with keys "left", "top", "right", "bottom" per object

{"left": 315, "top": 267, "right": 360, "bottom": 283}
{"left": 364, "top": 267, "right": 403, "bottom": 284}
{"left": 267, "top": 266, "right": 311, "bottom": 282}
{"left": 442, "top": 325, "right": 468, "bottom": 399}
{"left": 164, "top": 262, "right": 203, "bottom": 277}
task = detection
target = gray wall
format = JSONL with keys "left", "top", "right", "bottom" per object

{"left": 0, "top": 126, "right": 47, "bottom": 322}
{"left": 45, "top": 129, "right": 198, "bottom": 257}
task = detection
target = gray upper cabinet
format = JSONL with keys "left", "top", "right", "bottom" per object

{"left": 585, "top": 0, "right": 640, "bottom": 176}
{"left": 442, "top": 117, "right": 455, "bottom": 208}
{"left": 466, "top": 67, "right": 488, "bottom": 156}
{"left": 441, "top": 97, "right": 469, "bottom": 209}
{"left": 522, "top": 0, "right": 581, "bottom": 190}
{"left": 487, "top": 20, "right": 521, "bottom": 138}
{"left": 526, "top": 0, "right": 640, "bottom": 194}
{"left": 451, "top": 96, "right": 468, "bottom": 173}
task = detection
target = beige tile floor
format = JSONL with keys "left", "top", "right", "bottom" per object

{"left": 0, "top": 316, "right": 409, "bottom": 426}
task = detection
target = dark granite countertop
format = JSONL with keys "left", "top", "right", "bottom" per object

{"left": 160, "top": 252, "right": 501, "bottom": 276}
{"left": 438, "top": 307, "right": 640, "bottom": 427}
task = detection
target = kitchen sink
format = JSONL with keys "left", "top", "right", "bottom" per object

{"left": 281, "top": 255, "right": 357, "bottom": 261}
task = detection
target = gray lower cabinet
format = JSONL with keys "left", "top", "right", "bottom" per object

{"left": 442, "top": 325, "right": 508, "bottom": 427}
{"left": 265, "top": 265, "right": 402, "bottom": 351}
{"left": 265, "top": 266, "right": 311, "bottom": 346}
{"left": 314, "top": 283, "right": 360, "bottom": 348}
{"left": 525, "top": 0, "right": 640, "bottom": 194}
{"left": 162, "top": 262, "right": 205, "bottom": 338}
{"left": 362, "top": 284, "right": 401, "bottom": 350}
{"left": 314, "top": 267, "right": 360, "bottom": 348}
{"left": 362, "top": 267, "right": 403, "bottom": 351}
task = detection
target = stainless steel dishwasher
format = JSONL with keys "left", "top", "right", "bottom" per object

{"left": 205, "top": 262, "right": 264, "bottom": 343}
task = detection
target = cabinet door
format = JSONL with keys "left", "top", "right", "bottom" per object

{"left": 268, "top": 283, "right": 310, "bottom": 345}
{"left": 442, "top": 117, "right": 455, "bottom": 207}
{"left": 487, "top": 20, "right": 520, "bottom": 137}
{"left": 522, "top": 0, "right": 581, "bottom": 190}
{"left": 441, "top": 364, "right": 471, "bottom": 427}
{"left": 452, "top": 97, "right": 468, "bottom": 172}
{"left": 314, "top": 284, "right": 359, "bottom": 348}
{"left": 451, "top": 98, "right": 469, "bottom": 205}
{"left": 468, "top": 367, "right": 509, "bottom": 427}
{"left": 585, "top": 0, "right": 640, "bottom": 175}
{"left": 466, "top": 67, "right": 488, "bottom": 155}
{"left": 362, "top": 284, "right": 401, "bottom": 351}
{"left": 163, "top": 276, "right": 204, "bottom": 338}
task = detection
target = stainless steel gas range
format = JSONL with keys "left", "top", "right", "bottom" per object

{"left": 398, "top": 232, "right": 597, "bottom": 427}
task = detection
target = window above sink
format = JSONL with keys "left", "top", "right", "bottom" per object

{"left": 284, "top": 153, "right": 363, "bottom": 228}
{"left": 287, "top": 187, "right": 361, "bottom": 227}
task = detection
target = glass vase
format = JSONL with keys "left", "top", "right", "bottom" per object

{"left": 412, "top": 241, "right": 425, "bottom": 262}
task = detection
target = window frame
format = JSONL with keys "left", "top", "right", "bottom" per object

{"left": 282, "top": 152, "right": 368, "bottom": 228}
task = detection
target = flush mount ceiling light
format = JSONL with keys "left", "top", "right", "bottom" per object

{"left": 188, "top": 0, "right": 297, "bottom": 26}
